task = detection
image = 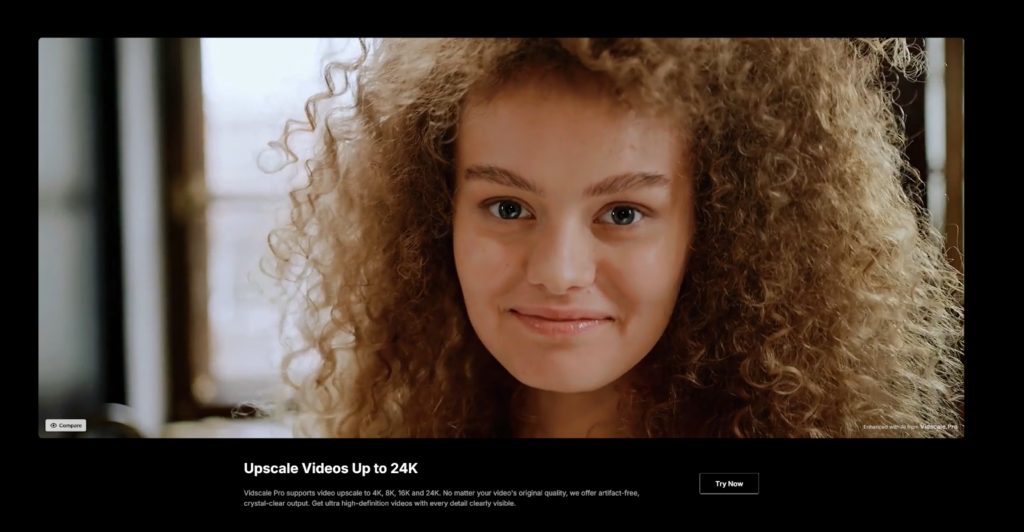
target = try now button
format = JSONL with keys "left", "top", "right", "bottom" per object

{"left": 699, "top": 473, "right": 759, "bottom": 495}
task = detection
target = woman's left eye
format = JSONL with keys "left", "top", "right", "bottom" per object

{"left": 598, "top": 206, "right": 644, "bottom": 225}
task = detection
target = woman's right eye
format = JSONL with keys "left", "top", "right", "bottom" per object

{"left": 487, "top": 200, "right": 534, "bottom": 220}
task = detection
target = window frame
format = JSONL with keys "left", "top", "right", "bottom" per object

{"left": 162, "top": 38, "right": 237, "bottom": 420}
{"left": 163, "top": 38, "right": 323, "bottom": 421}
{"left": 944, "top": 38, "right": 964, "bottom": 274}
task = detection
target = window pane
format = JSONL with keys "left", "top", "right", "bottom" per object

{"left": 201, "top": 38, "right": 327, "bottom": 198}
{"left": 924, "top": 38, "right": 946, "bottom": 232}
{"left": 39, "top": 208, "right": 101, "bottom": 407}
{"left": 38, "top": 38, "right": 104, "bottom": 423}
{"left": 205, "top": 199, "right": 286, "bottom": 384}
{"left": 199, "top": 38, "right": 358, "bottom": 396}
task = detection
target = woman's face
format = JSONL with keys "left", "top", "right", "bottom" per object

{"left": 452, "top": 75, "right": 695, "bottom": 393}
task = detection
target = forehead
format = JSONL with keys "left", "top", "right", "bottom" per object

{"left": 456, "top": 76, "right": 684, "bottom": 181}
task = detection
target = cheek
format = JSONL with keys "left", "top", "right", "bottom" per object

{"left": 453, "top": 219, "right": 519, "bottom": 302}
{"left": 605, "top": 235, "right": 689, "bottom": 317}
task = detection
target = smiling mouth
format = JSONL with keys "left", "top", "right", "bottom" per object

{"left": 508, "top": 309, "right": 613, "bottom": 338}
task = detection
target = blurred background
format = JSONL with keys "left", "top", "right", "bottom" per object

{"left": 38, "top": 38, "right": 964, "bottom": 438}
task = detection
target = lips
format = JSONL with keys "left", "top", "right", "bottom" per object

{"left": 508, "top": 307, "right": 613, "bottom": 338}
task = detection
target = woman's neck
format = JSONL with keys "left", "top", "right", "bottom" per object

{"left": 519, "top": 381, "right": 628, "bottom": 438}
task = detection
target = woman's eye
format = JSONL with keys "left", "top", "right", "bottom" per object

{"left": 598, "top": 206, "right": 643, "bottom": 225}
{"left": 488, "top": 200, "right": 533, "bottom": 220}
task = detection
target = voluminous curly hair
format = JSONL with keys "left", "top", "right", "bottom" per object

{"left": 266, "top": 38, "right": 964, "bottom": 438}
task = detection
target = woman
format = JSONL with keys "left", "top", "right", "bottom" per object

{"left": 265, "top": 38, "right": 963, "bottom": 438}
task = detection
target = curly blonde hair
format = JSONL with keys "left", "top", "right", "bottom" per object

{"left": 266, "top": 38, "right": 964, "bottom": 438}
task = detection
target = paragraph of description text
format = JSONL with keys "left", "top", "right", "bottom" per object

{"left": 243, "top": 489, "right": 641, "bottom": 508}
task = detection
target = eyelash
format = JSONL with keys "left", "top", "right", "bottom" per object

{"left": 482, "top": 199, "right": 647, "bottom": 226}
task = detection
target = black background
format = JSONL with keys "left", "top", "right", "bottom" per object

{"left": 43, "top": 438, "right": 967, "bottom": 510}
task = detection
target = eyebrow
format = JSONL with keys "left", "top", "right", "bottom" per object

{"left": 464, "top": 165, "right": 541, "bottom": 194}
{"left": 463, "top": 165, "right": 670, "bottom": 198}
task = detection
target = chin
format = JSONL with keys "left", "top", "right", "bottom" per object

{"left": 504, "top": 364, "right": 616, "bottom": 394}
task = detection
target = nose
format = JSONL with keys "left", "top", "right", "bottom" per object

{"left": 525, "top": 219, "right": 596, "bottom": 295}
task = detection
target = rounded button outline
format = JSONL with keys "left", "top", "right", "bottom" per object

{"left": 46, "top": 419, "right": 87, "bottom": 432}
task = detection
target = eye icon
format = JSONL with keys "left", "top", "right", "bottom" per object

{"left": 50, "top": 423, "right": 57, "bottom": 428}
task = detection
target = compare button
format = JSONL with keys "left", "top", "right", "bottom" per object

{"left": 699, "top": 473, "right": 759, "bottom": 495}
{"left": 46, "top": 419, "right": 87, "bottom": 432}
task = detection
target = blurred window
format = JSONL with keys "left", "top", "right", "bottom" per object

{"left": 171, "top": 38, "right": 358, "bottom": 415}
